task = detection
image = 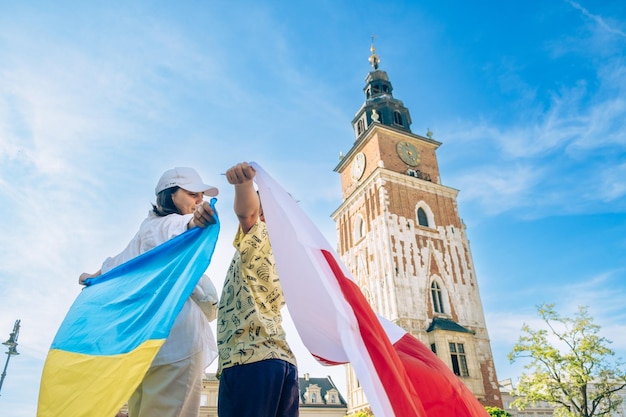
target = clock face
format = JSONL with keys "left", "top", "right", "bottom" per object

{"left": 351, "top": 152, "right": 366, "bottom": 181}
{"left": 396, "top": 141, "right": 421, "bottom": 166}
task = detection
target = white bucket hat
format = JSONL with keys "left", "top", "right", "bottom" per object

{"left": 155, "top": 167, "right": 219, "bottom": 196}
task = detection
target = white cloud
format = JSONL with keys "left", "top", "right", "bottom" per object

{"left": 567, "top": 1, "right": 626, "bottom": 39}
{"left": 597, "top": 162, "right": 626, "bottom": 202}
{"left": 441, "top": 55, "right": 626, "bottom": 217}
{"left": 486, "top": 269, "right": 626, "bottom": 379}
{"left": 452, "top": 163, "right": 544, "bottom": 215}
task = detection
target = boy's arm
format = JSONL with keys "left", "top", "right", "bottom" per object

{"left": 226, "top": 162, "right": 259, "bottom": 234}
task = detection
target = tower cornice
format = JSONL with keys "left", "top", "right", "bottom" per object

{"left": 334, "top": 123, "right": 441, "bottom": 174}
{"left": 331, "top": 164, "right": 459, "bottom": 221}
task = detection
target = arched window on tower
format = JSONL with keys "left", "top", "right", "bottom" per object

{"left": 415, "top": 203, "right": 435, "bottom": 228}
{"left": 354, "top": 215, "right": 365, "bottom": 241}
{"left": 357, "top": 119, "right": 365, "bottom": 135}
{"left": 417, "top": 207, "right": 429, "bottom": 227}
{"left": 431, "top": 281, "right": 444, "bottom": 314}
{"left": 393, "top": 110, "right": 403, "bottom": 126}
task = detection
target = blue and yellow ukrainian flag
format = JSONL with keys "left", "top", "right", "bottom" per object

{"left": 37, "top": 201, "right": 220, "bottom": 417}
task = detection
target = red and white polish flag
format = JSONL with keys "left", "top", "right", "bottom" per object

{"left": 252, "top": 162, "right": 489, "bottom": 417}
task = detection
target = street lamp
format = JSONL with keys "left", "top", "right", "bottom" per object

{"left": 0, "top": 319, "right": 21, "bottom": 396}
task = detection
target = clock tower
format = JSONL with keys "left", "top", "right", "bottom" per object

{"left": 332, "top": 45, "right": 502, "bottom": 413}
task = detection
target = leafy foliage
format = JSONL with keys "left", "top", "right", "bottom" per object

{"left": 508, "top": 304, "right": 626, "bottom": 417}
{"left": 345, "top": 411, "right": 374, "bottom": 417}
{"left": 485, "top": 405, "right": 511, "bottom": 416}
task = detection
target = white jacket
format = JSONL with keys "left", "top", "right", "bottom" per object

{"left": 101, "top": 210, "right": 218, "bottom": 367}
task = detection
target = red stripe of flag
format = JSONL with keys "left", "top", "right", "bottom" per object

{"left": 322, "top": 249, "right": 428, "bottom": 417}
{"left": 393, "top": 334, "right": 490, "bottom": 417}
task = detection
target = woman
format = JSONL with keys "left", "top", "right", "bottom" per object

{"left": 80, "top": 167, "right": 219, "bottom": 417}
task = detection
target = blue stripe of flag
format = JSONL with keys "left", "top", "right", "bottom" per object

{"left": 51, "top": 199, "right": 220, "bottom": 355}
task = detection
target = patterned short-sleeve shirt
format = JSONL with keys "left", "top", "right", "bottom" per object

{"left": 216, "top": 220, "right": 296, "bottom": 376}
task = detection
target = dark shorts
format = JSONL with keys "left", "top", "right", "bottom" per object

{"left": 218, "top": 359, "right": 299, "bottom": 417}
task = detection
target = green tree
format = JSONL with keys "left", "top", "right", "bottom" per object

{"left": 485, "top": 406, "right": 511, "bottom": 417}
{"left": 345, "top": 411, "right": 374, "bottom": 417}
{"left": 508, "top": 304, "right": 626, "bottom": 417}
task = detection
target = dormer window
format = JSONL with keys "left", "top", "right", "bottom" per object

{"left": 304, "top": 384, "right": 322, "bottom": 405}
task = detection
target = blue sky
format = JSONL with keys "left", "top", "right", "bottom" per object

{"left": 1, "top": 1, "right": 625, "bottom": 415}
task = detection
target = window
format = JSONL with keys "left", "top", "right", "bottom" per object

{"left": 430, "top": 343, "right": 437, "bottom": 354}
{"left": 311, "top": 393, "right": 317, "bottom": 403}
{"left": 415, "top": 203, "right": 435, "bottom": 228}
{"left": 417, "top": 207, "right": 429, "bottom": 227}
{"left": 330, "top": 395, "right": 336, "bottom": 403}
{"left": 354, "top": 215, "right": 365, "bottom": 241}
{"left": 431, "top": 281, "right": 444, "bottom": 314}
{"left": 357, "top": 119, "right": 365, "bottom": 135}
{"left": 449, "top": 343, "right": 469, "bottom": 377}
{"left": 393, "top": 110, "right": 403, "bottom": 126}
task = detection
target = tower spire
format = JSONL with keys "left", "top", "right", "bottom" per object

{"left": 351, "top": 38, "right": 413, "bottom": 139}
{"left": 368, "top": 35, "right": 380, "bottom": 70}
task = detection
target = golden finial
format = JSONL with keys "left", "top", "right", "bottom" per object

{"left": 368, "top": 35, "right": 380, "bottom": 70}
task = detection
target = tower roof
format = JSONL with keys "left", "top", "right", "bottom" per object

{"left": 352, "top": 41, "right": 413, "bottom": 140}
{"left": 299, "top": 374, "right": 347, "bottom": 407}
{"left": 426, "top": 317, "right": 475, "bottom": 334}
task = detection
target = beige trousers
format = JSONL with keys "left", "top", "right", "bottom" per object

{"left": 128, "top": 350, "right": 204, "bottom": 417}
